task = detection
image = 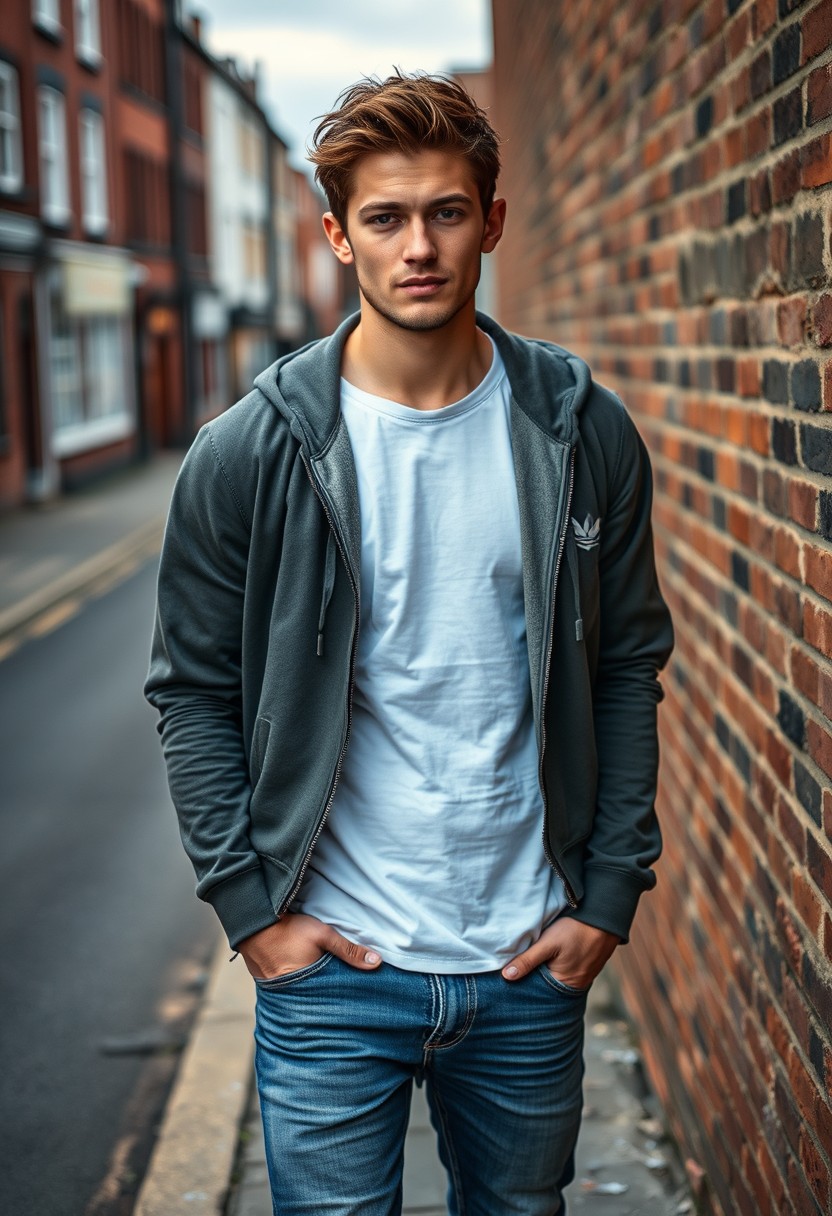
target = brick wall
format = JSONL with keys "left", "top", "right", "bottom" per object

{"left": 491, "top": 2, "right": 832, "bottom": 1213}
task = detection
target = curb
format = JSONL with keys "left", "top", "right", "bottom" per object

{"left": 0, "top": 516, "right": 166, "bottom": 642}
{"left": 133, "top": 937, "right": 255, "bottom": 1216}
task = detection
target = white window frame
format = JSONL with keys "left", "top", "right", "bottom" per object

{"left": 33, "top": 0, "right": 61, "bottom": 36}
{"left": 79, "top": 109, "right": 107, "bottom": 234}
{"left": 74, "top": 0, "right": 101, "bottom": 67}
{"left": 37, "top": 86, "right": 70, "bottom": 225}
{"left": 46, "top": 268, "right": 135, "bottom": 457}
{"left": 0, "top": 62, "right": 23, "bottom": 193}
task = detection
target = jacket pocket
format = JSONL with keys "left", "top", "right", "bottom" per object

{"left": 250, "top": 715, "right": 271, "bottom": 786}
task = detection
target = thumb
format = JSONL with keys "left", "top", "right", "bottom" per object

{"left": 324, "top": 928, "right": 382, "bottom": 971}
{"left": 502, "top": 939, "right": 552, "bottom": 982}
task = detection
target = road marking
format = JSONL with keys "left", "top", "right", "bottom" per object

{"left": 26, "top": 599, "right": 82, "bottom": 637}
{"left": 0, "top": 534, "right": 162, "bottom": 664}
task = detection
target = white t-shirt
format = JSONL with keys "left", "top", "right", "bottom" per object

{"left": 294, "top": 337, "right": 569, "bottom": 972}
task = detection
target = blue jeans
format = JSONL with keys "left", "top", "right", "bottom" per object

{"left": 253, "top": 954, "right": 588, "bottom": 1215}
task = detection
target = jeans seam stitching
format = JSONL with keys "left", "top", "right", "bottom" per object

{"left": 428, "top": 1076, "right": 467, "bottom": 1216}
{"left": 427, "top": 976, "right": 478, "bottom": 1051}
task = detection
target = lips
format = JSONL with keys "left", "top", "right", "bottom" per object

{"left": 397, "top": 277, "right": 448, "bottom": 295}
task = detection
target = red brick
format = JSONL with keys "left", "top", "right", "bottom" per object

{"left": 813, "top": 295, "right": 832, "bottom": 347}
{"left": 803, "top": 0, "right": 832, "bottom": 64}
{"left": 804, "top": 600, "right": 832, "bottom": 657}
{"left": 799, "top": 1128, "right": 831, "bottom": 1213}
{"left": 807, "top": 62, "right": 832, "bottom": 125}
{"left": 807, "top": 719, "right": 832, "bottom": 780}
{"left": 804, "top": 545, "right": 832, "bottom": 602}
{"left": 801, "top": 134, "right": 832, "bottom": 190}
{"left": 788, "top": 479, "right": 819, "bottom": 530}
{"left": 792, "top": 869, "right": 823, "bottom": 938}
{"left": 778, "top": 297, "right": 808, "bottom": 348}
{"left": 772, "top": 148, "right": 801, "bottom": 204}
{"left": 751, "top": 0, "right": 778, "bottom": 38}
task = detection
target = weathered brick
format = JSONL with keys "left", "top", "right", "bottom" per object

{"left": 801, "top": 133, "right": 832, "bottom": 188}
{"left": 802, "top": 0, "right": 832, "bottom": 63}
{"left": 812, "top": 296, "right": 832, "bottom": 347}
{"left": 764, "top": 358, "right": 790, "bottom": 402}
{"left": 806, "top": 62, "right": 832, "bottom": 125}
{"left": 800, "top": 424, "right": 832, "bottom": 475}
{"left": 779, "top": 296, "right": 808, "bottom": 346}
{"left": 791, "top": 212, "right": 825, "bottom": 289}
{"left": 774, "top": 86, "right": 803, "bottom": 145}
{"left": 792, "top": 360, "right": 822, "bottom": 411}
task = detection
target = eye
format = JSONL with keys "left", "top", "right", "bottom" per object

{"left": 436, "top": 208, "right": 462, "bottom": 221}
{"left": 368, "top": 213, "right": 397, "bottom": 227}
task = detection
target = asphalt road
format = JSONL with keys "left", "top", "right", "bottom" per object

{"left": 0, "top": 557, "right": 218, "bottom": 1216}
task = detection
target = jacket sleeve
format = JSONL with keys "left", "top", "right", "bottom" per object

{"left": 144, "top": 426, "right": 277, "bottom": 949}
{"left": 569, "top": 405, "right": 674, "bottom": 943}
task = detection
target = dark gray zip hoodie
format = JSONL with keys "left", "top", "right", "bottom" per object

{"left": 145, "top": 311, "right": 674, "bottom": 950}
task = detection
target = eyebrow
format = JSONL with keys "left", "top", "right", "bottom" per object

{"left": 355, "top": 192, "right": 475, "bottom": 220}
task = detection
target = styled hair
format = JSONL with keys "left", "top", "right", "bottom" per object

{"left": 308, "top": 70, "right": 501, "bottom": 226}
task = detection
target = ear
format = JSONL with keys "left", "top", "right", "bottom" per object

{"left": 322, "top": 212, "right": 354, "bottom": 264}
{"left": 481, "top": 197, "right": 506, "bottom": 254}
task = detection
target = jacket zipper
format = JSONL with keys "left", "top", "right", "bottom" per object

{"left": 539, "top": 444, "right": 579, "bottom": 907}
{"left": 277, "top": 450, "right": 360, "bottom": 917}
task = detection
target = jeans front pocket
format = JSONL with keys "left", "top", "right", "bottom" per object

{"left": 253, "top": 951, "right": 334, "bottom": 990}
{"left": 536, "top": 963, "right": 592, "bottom": 998}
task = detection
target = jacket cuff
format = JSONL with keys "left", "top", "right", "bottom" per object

{"left": 563, "top": 865, "right": 651, "bottom": 944}
{"left": 205, "top": 865, "right": 278, "bottom": 950}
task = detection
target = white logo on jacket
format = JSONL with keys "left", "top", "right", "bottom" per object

{"left": 571, "top": 514, "right": 602, "bottom": 550}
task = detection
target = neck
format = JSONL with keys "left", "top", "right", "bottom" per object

{"left": 342, "top": 300, "right": 492, "bottom": 410}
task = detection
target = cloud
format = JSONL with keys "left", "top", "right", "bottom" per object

{"left": 195, "top": 2, "right": 491, "bottom": 169}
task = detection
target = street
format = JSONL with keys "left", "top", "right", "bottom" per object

{"left": 0, "top": 557, "right": 218, "bottom": 1216}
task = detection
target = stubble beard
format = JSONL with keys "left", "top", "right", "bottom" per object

{"left": 355, "top": 270, "right": 477, "bottom": 334}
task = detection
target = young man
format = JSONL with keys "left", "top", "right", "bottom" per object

{"left": 145, "top": 71, "right": 674, "bottom": 1216}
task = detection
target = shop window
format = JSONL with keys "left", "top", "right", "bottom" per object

{"left": 0, "top": 62, "right": 23, "bottom": 193}
{"left": 75, "top": 0, "right": 101, "bottom": 67}
{"left": 37, "top": 86, "right": 70, "bottom": 225}
{"left": 80, "top": 109, "right": 108, "bottom": 234}
{"left": 47, "top": 272, "right": 133, "bottom": 456}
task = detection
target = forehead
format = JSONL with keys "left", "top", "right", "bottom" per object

{"left": 347, "top": 149, "right": 480, "bottom": 210}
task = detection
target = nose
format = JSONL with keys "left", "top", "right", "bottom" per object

{"left": 403, "top": 219, "right": 437, "bottom": 263}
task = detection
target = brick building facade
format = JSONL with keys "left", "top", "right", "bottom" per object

{"left": 492, "top": 2, "right": 832, "bottom": 1213}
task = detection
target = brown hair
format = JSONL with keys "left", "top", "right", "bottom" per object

{"left": 308, "top": 70, "right": 501, "bottom": 226}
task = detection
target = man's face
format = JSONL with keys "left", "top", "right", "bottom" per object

{"left": 323, "top": 149, "right": 505, "bottom": 333}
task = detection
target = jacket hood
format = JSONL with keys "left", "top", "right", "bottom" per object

{"left": 253, "top": 311, "right": 594, "bottom": 453}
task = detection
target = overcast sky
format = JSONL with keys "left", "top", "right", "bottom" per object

{"left": 190, "top": 0, "right": 492, "bottom": 172}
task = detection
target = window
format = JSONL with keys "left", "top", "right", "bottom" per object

{"left": 0, "top": 63, "right": 23, "bottom": 193}
{"left": 38, "top": 87, "right": 70, "bottom": 224}
{"left": 33, "top": 0, "right": 61, "bottom": 35}
{"left": 79, "top": 109, "right": 107, "bottom": 233}
{"left": 75, "top": 0, "right": 101, "bottom": 66}
{"left": 48, "top": 271, "right": 133, "bottom": 454}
